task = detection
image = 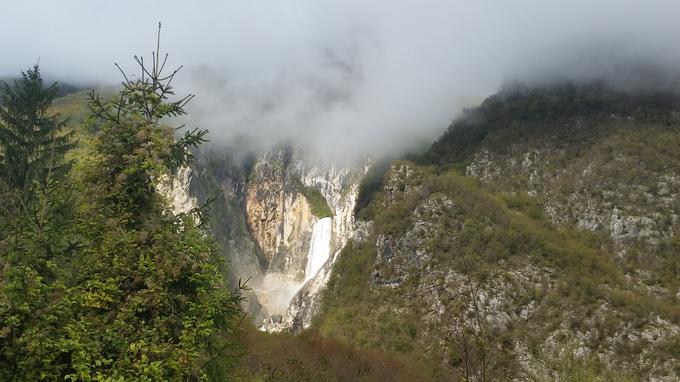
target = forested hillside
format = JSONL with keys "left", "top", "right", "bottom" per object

{"left": 317, "top": 82, "right": 680, "bottom": 381}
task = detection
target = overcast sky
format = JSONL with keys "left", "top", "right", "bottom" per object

{"left": 2, "top": 1, "right": 680, "bottom": 161}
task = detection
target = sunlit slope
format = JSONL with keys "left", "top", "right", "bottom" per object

{"left": 318, "top": 82, "right": 680, "bottom": 380}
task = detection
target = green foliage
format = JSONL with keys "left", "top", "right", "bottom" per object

{"left": 529, "top": 341, "right": 637, "bottom": 382}
{"left": 419, "top": 81, "right": 680, "bottom": 167}
{"left": 0, "top": 28, "right": 243, "bottom": 381}
{"left": 292, "top": 177, "right": 333, "bottom": 218}
{"left": 0, "top": 67, "right": 78, "bottom": 381}
{"left": 49, "top": 90, "right": 102, "bottom": 167}
{"left": 502, "top": 192, "right": 545, "bottom": 220}
{"left": 319, "top": 233, "right": 424, "bottom": 356}
{"left": 225, "top": 325, "right": 441, "bottom": 382}
{"left": 86, "top": 37, "right": 207, "bottom": 220}
{"left": 301, "top": 185, "right": 333, "bottom": 218}
{"left": 0, "top": 64, "right": 76, "bottom": 206}
{"left": 354, "top": 157, "right": 392, "bottom": 219}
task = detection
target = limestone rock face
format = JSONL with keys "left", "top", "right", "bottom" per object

{"left": 383, "top": 163, "right": 418, "bottom": 204}
{"left": 157, "top": 165, "right": 197, "bottom": 216}
{"left": 273, "top": 193, "right": 314, "bottom": 277}
{"left": 373, "top": 195, "right": 453, "bottom": 288}
{"left": 243, "top": 148, "right": 318, "bottom": 278}
{"left": 245, "top": 148, "right": 289, "bottom": 265}
{"left": 464, "top": 126, "right": 680, "bottom": 247}
{"left": 243, "top": 147, "right": 368, "bottom": 331}
{"left": 271, "top": 167, "right": 364, "bottom": 332}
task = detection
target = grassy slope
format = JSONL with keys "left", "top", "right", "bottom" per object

{"left": 475, "top": 122, "right": 680, "bottom": 293}
{"left": 50, "top": 90, "right": 97, "bottom": 172}
{"left": 290, "top": 177, "right": 334, "bottom": 218}
{"left": 208, "top": 324, "right": 440, "bottom": 382}
{"left": 418, "top": 82, "right": 680, "bottom": 296}
{"left": 50, "top": 87, "right": 120, "bottom": 150}
{"left": 300, "top": 185, "right": 334, "bottom": 218}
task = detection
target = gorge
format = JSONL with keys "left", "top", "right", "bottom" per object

{"left": 163, "top": 146, "right": 368, "bottom": 333}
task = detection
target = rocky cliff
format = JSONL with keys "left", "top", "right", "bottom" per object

{"left": 188, "top": 150, "right": 263, "bottom": 289}
{"left": 194, "top": 146, "right": 368, "bottom": 331}
{"left": 268, "top": 160, "right": 366, "bottom": 332}
{"left": 244, "top": 148, "right": 316, "bottom": 277}
{"left": 157, "top": 165, "right": 197, "bottom": 216}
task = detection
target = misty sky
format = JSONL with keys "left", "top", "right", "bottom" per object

{"left": 2, "top": 1, "right": 680, "bottom": 161}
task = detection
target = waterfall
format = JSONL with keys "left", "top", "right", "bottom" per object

{"left": 304, "top": 217, "right": 332, "bottom": 283}
{"left": 251, "top": 157, "right": 368, "bottom": 332}
{"left": 255, "top": 217, "right": 333, "bottom": 320}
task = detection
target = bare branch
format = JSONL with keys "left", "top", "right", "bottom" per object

{"left": 114, "top": 63, "right": 131, "bottom": 84}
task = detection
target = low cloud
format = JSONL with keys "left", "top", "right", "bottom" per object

{"left": 2, "top": 1, "right": 680, "bottom": 162}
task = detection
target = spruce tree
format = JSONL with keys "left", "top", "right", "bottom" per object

{"left": 0, "top": 65, "right": 75, "bottom": 206}
{"left": 70, "top": 24, "right": 243, "bottom": 380}
{"left": 0, "top": 66, "right": 77, "bottom": 381}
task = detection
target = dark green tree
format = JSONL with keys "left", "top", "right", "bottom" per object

{"left": 0, "top": 64, "right": 75, "bottom": 208}
{"left": 0, "top": 66, "right": 78, "bottom": 381}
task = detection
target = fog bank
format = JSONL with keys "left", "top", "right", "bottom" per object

{"left": 2, "top": 1, "right": 680, "bottom": 161}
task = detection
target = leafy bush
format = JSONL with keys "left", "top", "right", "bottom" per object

{"left": 222, "top": 324, "right": 440, "bottom": 382}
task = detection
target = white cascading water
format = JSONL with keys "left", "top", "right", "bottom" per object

{"left": 255, "top": 217, "right": 333, "bottom": 321}
{"left": 304, "top": 217, "right": 333, "bottom": 283}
